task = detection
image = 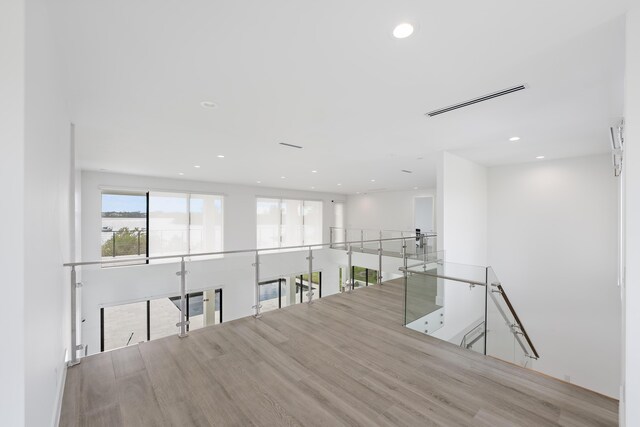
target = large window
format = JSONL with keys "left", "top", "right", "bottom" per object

{"left": 257, "top": 198, "right": 323, "bottom": 249}
{"left": 101, "top": 190, "right": 223, "bottom": 263}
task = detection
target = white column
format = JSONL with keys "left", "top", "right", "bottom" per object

{"left": 0, "top": 0, "right": 26, "bottom": 424}
{"left": 624, "top": 6, "right": 640, "bottom": 426}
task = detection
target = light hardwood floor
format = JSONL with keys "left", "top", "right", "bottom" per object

{"left": 60, "top": 281, "right": 618, "bottom": 426}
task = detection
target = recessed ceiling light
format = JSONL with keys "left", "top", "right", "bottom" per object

{"left": 370, "top": 179, "right": 376, "bottom": 182}
{"left": 311, "top": 186, "right": 315, "bottom": 189}
{"left": 178, "top": 172, "right": 184, "bottom": 176}
{"left": 311, "top": 170, "right": 317, "bottom": 173}
{"left": 194, "top": 165, "right": 201, "bottom": 168}
{"left": 413, "top": 187, "right": 419, "bottom": 190}
{"left": 217, "top": 155, "right": 225, "bottom": 158}
{"left": 356, "top": 192, "right": 361, "bottom": 194}
{"left": 337, "top": 183, "right": 342, "bottom": 186}
{"left": 200, "top": 101, "right": 218, "bottom": 109}
{"left": 536, "top": 156, "right": 545, "bottom": 159}
{"left": 393, "top": 23, "right": 414, "bottom": 39}
{"left": 281, "top": 176, "right": 286, "bottom": 179}
{"left": 256, "top": 180, "right": 261, "bottom": 184}
{"left": 509, "top": 137, "right": 521, "bottom": 142}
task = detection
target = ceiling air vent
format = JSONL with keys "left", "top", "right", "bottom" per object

{"left": 279, "top": 142, "right": 303, "bottom": 149}
{"left": 426, "top": 84, "right": 528, "bottom": 117}
{"left": 401, "top": 170, "right": 413, "bottom": 174}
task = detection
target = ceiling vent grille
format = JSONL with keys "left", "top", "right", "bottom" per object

{"left": 401, "top": 169, "right": 413, "bottom": 174}
{"left": 426, "top": 84, "right": 528, "bottom": 117}
{"left": 279, "top": 142, "right": 303, "bottom": 149}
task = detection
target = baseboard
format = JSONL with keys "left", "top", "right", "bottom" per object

{"left": 52, "top": 348, "right": 68, "bottom": 427}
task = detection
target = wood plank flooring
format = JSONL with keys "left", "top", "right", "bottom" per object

{"left": 60, "top": 281, "right": 618, "bottom": 426}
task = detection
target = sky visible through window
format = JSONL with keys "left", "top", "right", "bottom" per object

{"left": 102, "top": 194, "right": 223, "bottom": 215}
{"left": 102, "top": 194, "right": 146, "bottom": 215}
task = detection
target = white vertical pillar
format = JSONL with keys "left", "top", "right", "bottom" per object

{"left": 624, "top": 7, "right": 640, "bottom": 426}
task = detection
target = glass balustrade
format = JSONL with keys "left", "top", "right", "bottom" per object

{"left": 66, "top": 228, "right": 536, "bottom": 373}
{"left": 402, "top": 257, "right": 539, "bottom": 368}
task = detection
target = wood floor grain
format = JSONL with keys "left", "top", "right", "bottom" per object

{"left": 60, "top": 281, "right": 618, "bottom": 427}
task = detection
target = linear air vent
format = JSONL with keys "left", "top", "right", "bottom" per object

{"left": 401, "top": 169, "right": 413, "bottom": 174}
{"left": 426, "top": 84, "right": 528, "bottom": 117}
{"left": 279, "top": 142, "right": 303, "bottom": 149}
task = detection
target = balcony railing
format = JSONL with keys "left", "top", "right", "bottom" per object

{"left": 329, "top": 227, "right": 437, "bottom": 256}
{"left": 66, "top": 227, "right": 536, "bottom": 372}
{"left": 64, "top": 232, "right": 422, "bottom": 366}
{"left": 400, "top": 254, "right": 540, "bottom": 367}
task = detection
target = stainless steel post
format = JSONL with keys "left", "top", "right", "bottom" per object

{"left": 402, "top": 239, "right": 408, "bottom": 270}
{"left": 254, "top": 251, "right": 262, "bottom": 318}
{"left": 378, "top": 237, "right": 383, "bottom": 285}
{"left": 360, "top": 229, "right": 364, "bottom": 250}
{"left": 178, "top": 257, "right": 188, "bottom": 337}
{"left": 347, "top": 244, "right": 353, "bottom": 293}
{"left": 68, "top": 266, "right": 80, "bottom": 366}
{"left": 329, "top": 227, "right": 333, "bottom": 248}
{"left": 402, "top": 240, "right": 408, "bottom": 325}
{"left": 307, "top": 247, "right": 314, "bottom": 304}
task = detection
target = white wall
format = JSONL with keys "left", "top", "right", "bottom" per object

{"left": 0, "top": 0, "right": 26, "bottom": 424}
{"left": 0, "top": 0, "right": 72, "bottom": 425}
{"left": 435, "top": 152, "right": 488, "bottom": 343}
{"left": 624, "top": 6, "right": 640, "bottom": 425}
{"left": 22, "top": 0, "right": 73, "bottom": 425}
{"left": 488, "top": 154, "right": 620, "bottom": 398}
{"left": 346, "top": 188, "right": 436, "bottom": 232}
{"left": 437, "top": 152, "right": 488, "bottom": 266}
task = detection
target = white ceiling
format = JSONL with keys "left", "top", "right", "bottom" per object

{"left": 60, "top": 0, "right": 630, "bottom": 194}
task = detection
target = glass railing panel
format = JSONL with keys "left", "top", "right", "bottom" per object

{"left": 361, "top": 229, "right": 381, "bottom": 254}
{"left": 404, "top": 272, "right": 486, "bottom": 353}
{"left": 404, "top": 270, "right": 441, "bottom": 326}
{"left": 405, "top": 259, "right": 487, "bottom": 286}
{"left": 381, "top": 230, "right": 403, "bottom": 255}
{"left": 485, "top": 267, "right": 538, "bottom": 366}
{"left": 258, "top": 248, "right": 331, "bottom": 307}
{"left": 403, "top": 254, "right": 486, "bottom": 355}
{"left": 329, "top": 227, "right": 346, "bottom": 249}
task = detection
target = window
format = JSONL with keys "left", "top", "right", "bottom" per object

{"left": 101, "top": 192, "right": 148, "bottom": 262}
{"left": 101, "top": 288, "right": 222, "bottom": 352}
{"left": 256, "top": 198, "right": 323, "bottom": 249}
{"left": 101, "top": 190, "right": 223, "bottom": 263}
{"left": 149, "top": 192, "right": 223, "bottom": 258}
{"left": 259, "top": 273, "right": 322, "bottom": 313}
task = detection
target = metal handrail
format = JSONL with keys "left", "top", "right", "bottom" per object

{"left": 399, "top": 267, "right": 487, "bottom": 287}
{"left": 63, "top": 235, "right": 420, "bottom": 267}
{"left": 330, "top": 226, "right": 437, "bottom": 235}
{"left": 494, "top": 283, "right": 540, "bottom": 359}
{"left": 399, "top": 261, "right": 539, "bottom": 361}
